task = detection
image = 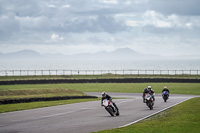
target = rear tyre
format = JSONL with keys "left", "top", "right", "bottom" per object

{"left": 116, "top": 109, "right": 120, "bottom": 116}
{"left": 105, "top": 107, "right": 114, "bottom": 116}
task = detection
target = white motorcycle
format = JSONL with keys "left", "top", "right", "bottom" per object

{"left": 102, "top": 99, "right": 119, "bottom": 116}
{"left": 144, "top": 93, "right": 154, "bottom": 110}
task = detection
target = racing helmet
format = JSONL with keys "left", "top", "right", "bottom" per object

{"left": 164, "top": 86, "right": 167, "bottom": 89}
{"left": 101, "top": 91, "right": 107, "bottom": 97}
{"left": 148, "top": 86, "right": 151, "bottom": 89}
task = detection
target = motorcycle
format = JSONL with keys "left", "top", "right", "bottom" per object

{"left": 162, "top": 91, "right": 169, "bottom": 102}
{"left": 102, "top": 99, "right": 119, "bottom": 116}
{"left": 144, "top": 93, "right": 154, "bottom": 110}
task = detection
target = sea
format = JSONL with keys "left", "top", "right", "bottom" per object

{"left": 0, "top": 59, "right": 200, "bottom": 76}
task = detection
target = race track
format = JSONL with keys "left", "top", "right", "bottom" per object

{"left": 0, "top": 93, "right": 197, "bottom": 133}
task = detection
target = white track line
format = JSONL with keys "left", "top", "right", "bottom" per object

{"left": 118, "top": 97, "right": 192, "bottom": 128}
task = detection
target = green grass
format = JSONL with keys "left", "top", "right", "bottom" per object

{"left": 0, "top": 88, "right": 86, "bottom": 100}
{"left": 0, "top": 98, "right": 100, "bottom": 113}
{"left": 0, "top": 82, "right": 199, "bottom": 113}
{"left": 93, "top": 97, "right": 200, "bottom": 133}
{"left": 0, "top": 74, "right": 200, "bottom": 81}
{"left": 0, "top": 83, "right": 199, "bottom": 95}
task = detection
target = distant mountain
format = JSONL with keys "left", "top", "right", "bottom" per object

{"left": 111, "top": 47, "right": 139, "bottom": 54}
{"left": 69, "top": 48, "right": 135, "bottom": 60}
{"left": 70, "top": 47, "right": 162, "bottom": 60}
{"left": 0, "top": 50, "right": 41, "bottom": 59}
{"left": 0, "top": 48, "right": 199, "bottom": 60}
{"left": 0, "top": 48, "right": 162, "bottom": 60}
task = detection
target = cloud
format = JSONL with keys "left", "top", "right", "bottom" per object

{"left": 0, "top": 12, "right": 20, "bottom": 40}
{"left": 51, "top": 33, "right": 64, "bottom": 41}
{"left": 148, "top": 0, "right": 200, "bottom": 16}
{"left": 100, "top": 0, "right": 118, "bottom": 4}
{"left": 0, "top": 0, "right": 200, "bottom": 56}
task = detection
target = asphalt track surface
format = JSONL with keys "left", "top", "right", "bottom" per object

{"left": 0, "top": 93, "right": 198, "bottom": 133}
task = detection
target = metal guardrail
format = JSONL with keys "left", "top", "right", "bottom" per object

{"left": 0, "top": 70, "right": 199, "bottom": 76}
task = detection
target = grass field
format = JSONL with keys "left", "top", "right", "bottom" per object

{"left": 93, "top": 97, "right": 200, "bottom": 133}
{"left": 0, "top": 83, "right": 199, "bottom": 95}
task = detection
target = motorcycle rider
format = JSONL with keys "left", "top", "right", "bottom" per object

{"left": 101, "top": 91, "right": 117, "bottom": 112}
{"left": 162, "top": 86, "right": 170, "bottom": 98}
{"left": 142, "top": 88, "right": 148, "bottom": 103}
{"left": 147, "top": 86, "right": 155, "bottom": 102}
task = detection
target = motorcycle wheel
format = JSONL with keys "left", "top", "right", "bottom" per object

{"left": 113, "top": 104, "right": 119, "bottom": 116}
{"left": 163, "top": 96, "right": 168, "bottom": 102}
{"left": 147, "top": 101, "right": 153, "bottom": 110}
{"left": 105, "top": 107, "right": 114, "bottom": 116}
{"left": 116, "top": 109, "right": 120, "bottom": 116}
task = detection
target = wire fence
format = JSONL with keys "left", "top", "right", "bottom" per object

{"left": 0, "top": 70, "right": 199, "bottom": 76}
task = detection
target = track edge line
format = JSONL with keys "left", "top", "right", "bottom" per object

{"left": 118, "top": 97, "right": 192, "bottom": 128}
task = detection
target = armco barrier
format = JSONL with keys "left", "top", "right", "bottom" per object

{"left": 0, "top": 78, "right": 200, "bottom": 85}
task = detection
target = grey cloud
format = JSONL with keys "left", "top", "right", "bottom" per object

{"left": 0, "top": 0, "right": 128, "bottom": 36}
{"left": 80, "top": 15, "right": 126, "bottom": 33}
{"left": 148, "top": 0, "right": 200, "bottom": 16}
{"left": 0, "top": 12, "right": 20, "bottom": 41}
{"left": 0, "top": 0, "right": 200, "bottom": 56}
{"left": 49, "top": 15, "right": 128, "bottom": 33}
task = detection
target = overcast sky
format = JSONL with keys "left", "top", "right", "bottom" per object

{"left": 0, "top": 0, "right": 200, "bottom": 56}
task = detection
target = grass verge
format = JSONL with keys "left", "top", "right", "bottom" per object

{"left": 93, "top": 97, "right": 200, "bottom": 133}
{"left": 0, "top": 88, "right": 86, "bottom": 100}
